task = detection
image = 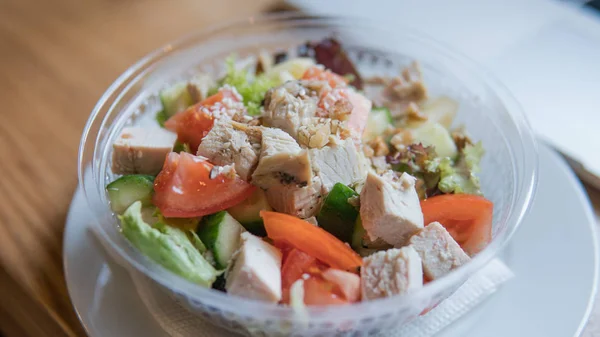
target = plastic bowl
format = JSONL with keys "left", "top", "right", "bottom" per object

{"left": 78, "top": 13, "right": 538, "bottom": 337}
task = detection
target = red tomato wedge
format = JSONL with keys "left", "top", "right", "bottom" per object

{"left": 420, "top": 194, "right": 493, "bottom": 256}
{"left": 303, "top": 276, "right": 348, "bottom": 306}
{"left": 302, "top": 66, "right": 348, "bottom": 88}
{"left": 321, "top": 269, "right": 361, "bottom": 302}
{"left": 274, "top": 240, "right": 294, "bottom": 263}
{"left": 153, "top": 152, "right": 255, "bottom": 218}
{"left": 164, "top": 88, "right": 241, "bottom": 152}
{"left": 260, "top": 211, "right": 363, "bottom": 271}
{"left": 280, "top": 248, "right": 321, "bottom": 303}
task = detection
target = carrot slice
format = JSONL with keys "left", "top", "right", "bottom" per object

{"left": 420, "top": 194, "right": 493, "bottom": 255}
{"left": 260, "top": 211, "right": 363, "bottom": 271}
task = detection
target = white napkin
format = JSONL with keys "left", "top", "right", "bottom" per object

{"left": 128, "top": 259, "right": 513, "bottom": 337}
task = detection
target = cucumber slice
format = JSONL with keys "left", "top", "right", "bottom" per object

{"left": 227, "top": 189, "right": 272, "bottom": 236}
{"left": 412, "top": 122, "right": 458, "bottom": 158}
{"left": 363, "top": 107, "right": 393, "bottom": 142}
{"left": 316, "top": 183, "right": 359, "bottom": 243}
{"left": 197, "top": 211, "right": 245, "bottom": 269}
{"left": 155, "top": 109, "right": 169, "bottom": 128}
{"left": 420, "top": 96, "right": 459, "bottom": 128}
{"left": 351, "top": 216, "right": 365, "bottom": 251}
{"left": 106, "top": 175, "right": 155, "bottom": 214}
{"left": 351, "top": 217, "right": 379, "bottom": 257}
{"left": 159, "top": 82, "right": 194, "bottom": 118}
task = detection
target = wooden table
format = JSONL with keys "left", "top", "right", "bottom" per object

{"left": 0, "top": 0, "right": 286, "bottom": 335}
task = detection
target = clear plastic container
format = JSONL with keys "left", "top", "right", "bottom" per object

{"left": 78, "top": 13, "right": 538, "bottom": 337}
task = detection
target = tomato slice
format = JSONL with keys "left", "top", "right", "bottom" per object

{"left": 303, "top": 276, "right": 348, "bottom": 306}
{"left": 153, "top": 152, "right": 255, "bottom": 218}
{"left": 321, "top": 269, "right": 361, "bottom": 302}
{"left": 280, "top": 248, "right": 321, "bottom": 303}
{"left": 280, "top": 245, "right": 359, "bottom": 305}
{"left": 420, "top": 194, "right": 493, "bottom": 255}
{"left": 164, "top": 88, "right": 241, "bottom": 152}
{"left": 261, "top": 211, "right": 363, "bottom": 271}
{"left": 302, "top": 66, "right": 348, "bottom": 88}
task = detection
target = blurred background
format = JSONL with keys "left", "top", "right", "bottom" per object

{"left": 0, "top": 0, "right": 598, "bottom": 336}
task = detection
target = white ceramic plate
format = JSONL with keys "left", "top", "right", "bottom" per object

{"left": 64, "top": 143, "right": 599, "bottom": 337}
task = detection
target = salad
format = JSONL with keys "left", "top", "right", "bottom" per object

{"left": 106, "top": 38, "right": 493, "bottom": 306}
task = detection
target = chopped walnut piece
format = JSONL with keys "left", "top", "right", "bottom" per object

{"left": 297, "top": 118, "right": 353, "bottom": 149}
{"left": 364, "top": 76, "right": 389, "bottom": 86}
{"left": 383, "top": 76, "right": 427, "bottom": 102}
{"left": 365, "top": 62, "right": 428, "bottom": 119}
{"left": 232, "top": 113, "right": 263, "bottom": 126}
{"left": 367, "top": 136, "right": 390, "bottom": 157}
{"left": 298, "top": 121, "right": 331, "bottom": 149}
{"left": 363, "top": 145, "right": 375, "bottom": 158}
{"left": 389, "top": 129, "right": 414, "bottom": 151}
{"left": 347, "top": 195, "right": 360, "bottom": 208}
{"left": 329, "top": 98, "right": 353, "bottom": 121}
{"left": 451, "top": 129, "right": 473, "bottom": 151}
{"left": 405, "top": 102, "right": 427, "bottom": 122}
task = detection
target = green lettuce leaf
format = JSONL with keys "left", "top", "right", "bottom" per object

{"left": 119, "top": 202, "right": 217, "bottom": 286}
{"left": 427, "top": 142, "right": 484, "bottom": 195}
{"left": 155, "top": 109, "right": 169, "bottom": 128}
{"left": 219, "top": 56, "right": 277, "bottom": 116}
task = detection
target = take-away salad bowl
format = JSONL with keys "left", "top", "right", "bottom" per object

{"left": 78, "top": 13, "right": 537, "bottom": 337}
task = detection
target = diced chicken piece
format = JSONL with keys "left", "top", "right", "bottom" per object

{"left": 251, "top": 127, "right": 313, "bottom": 189}
{"left": 409, "top": 222, "right": 470, "bottom": 280}
{"left": 226, "top": 232, "right": 282, "bottom": 303}
{"left": 262, "top": 81, "right": 318, "bottom": 138}
{"left": 265, "top": 176, "right": 323, "bottom": 219}
{"left": 111, "top": 127, "right": 176, "bottom": 175}
{"left": 196, "top": 120, "right": 260, "bottom": 181}
{"left": 310, "top": 138, "right": 369, "bottom": 192}
{"left": 360, "top": 171, "right": 424, "bottom": 247}
{"left": 361, "top": 246, "right": 423, "bottom": 300}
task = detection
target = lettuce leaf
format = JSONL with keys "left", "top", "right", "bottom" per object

{"left": 155, "top": 109, "right": 169, "bottom": 128}
{"left": 219, "top": 56, "right": 277, "bottom": 116}
{"left": 427, "top": 142, "right": 484, "bottom": 195}
{"left": 120, "top": 202, "right": 217, "bottom": 286}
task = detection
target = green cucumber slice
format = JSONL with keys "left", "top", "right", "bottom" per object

{"left": 412, "top": 122, "right": 458, "bottom": 158}
{"left": 106, "top": 175, "right": 155, "bottom": 214}
{"left": 159, "top": 82, "right": 194, "bottom": 118}
{"left": 197, "top": 211, "right": 245, "bottom": 270}
{"left": 227, "top": 189, "right": 272, "bottom": 236}
{"left": 363, "top": 107, "right": 393, "bottom": 141}
{"left": 316, "top": 183, "right": 359, "bottom": 243}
